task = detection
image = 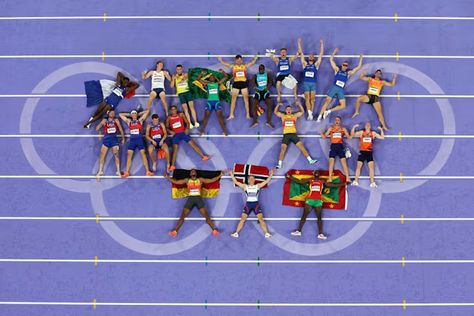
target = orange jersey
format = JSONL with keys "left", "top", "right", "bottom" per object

{"left": 187, "top": 179, "right": 202, "bottom": 196}
{"left": 330, "top": 125, "right": 345, "bottom": 144}
{"left": 282, "top": 114, "right": 297, "bottom": 134}
{"left": 367, "top": 78, "right": 384, "bottom": 96}
{"left": 233, "top": 64, "right": 247, "bottom": 82}
{"left": 359, "top": 131, "right": 375, "bottom": 152}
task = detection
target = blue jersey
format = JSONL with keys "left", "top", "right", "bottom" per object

{"left": 303, "top": 64, "right": 318, "bottom": 83}
{"left": 277, "top": 58, "right": 291, "bottom": 76}
{"left": 105, "top": 85, "right": 125, "bottom": 109}
{"left": 333, "top": 70, "right": 349, "bottom": 89}
{"left": 255, "top": 73, "right": 268, "bottom": 91}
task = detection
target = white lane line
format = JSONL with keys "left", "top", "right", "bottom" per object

{"left": 1, "top": 301, "right": 474, "bottom": 307}
{"left": 0, "top": 216, "right": 472, "bottom": 222}
{"left": 1, "top": 14, "right": 474, "bottom": 21}
{"left": 1, "top": 93, "right": 474, "bottom": 98}
{"left": 0, "top": 175, "right": 472, "bottom": 180}
{"left": 1, "top": 258, "right": 474, "bottom": 264}
{"left": 0, "top": 134, "right": 472, "bottom": 139}
{"left": 0, "top": 54, "right": 473, "bottom": 59}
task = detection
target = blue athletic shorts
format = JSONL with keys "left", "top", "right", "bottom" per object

{"left": 152, "top": 88, "right": 165, "bottom": 96}
{"left": 329, "top": 143, "right": 345, "bottom": 159}
{"left": 206, "top": 100, "right": 221, "bottom": 111}
{"left": 303, "top": 81, "right": 316, "bottom": 92}
{"left": 102, "top": 135, "right": 119, "bottom": 148}
{"left": 243, "top": 201, "right": 262, "bottom": 215}
{"left": 327, "top": 85, "right": 345, "bottom": 100}
{"left": 128, "top": 137, "right": 145, "bottom": 151}
{"left": 172, "top": 132, "right": 191, "bottom": 145}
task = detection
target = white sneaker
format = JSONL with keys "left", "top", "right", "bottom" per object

{"left": 194, "top": 122, "right": 200, "bottom": 128}
{"left": 264, "top": 233, "right": 272, "bottom": 238}
{"left": 291, "top": 230, "right": 301, "bottom": 236}
{"left": 370, "top": 182, "right": 378, "bottom": 188}
{"left": 276, "top": 162, "right": 282, "bottom": 169}
{"left": 351, "top": 181, "right": 359, "bottom": 186}
{"left": 230, "top": 232, "right": 239, "bottom": 238}
{"left": 317, "top": 233, "right": 328, "bottom": 240}
{"left": 323, "top": 110, "right": 331, "bottom": 120}
{"left": 189, "top": 124, "right": 194, "bottom": 129}
{"left": 308, "top": 158, "right": 318, "bottom": 165}
{"left": 316, "top": 115, "right": 322, "bottom": 122}
{"left": 307, "top": 113, "right": 313, "bottom": 121}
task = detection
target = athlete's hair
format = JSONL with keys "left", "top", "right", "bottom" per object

{"left": 176, "top": 64, "right": 183, "bottom": 68}
{"left": 280, "top": 48, "right": 288, "bottom": 52}
{"left": 336, "top": 115, "right": 342, "bottom": 120}
{"left": 151, "top": 114, "right": 159, "bottom": 119}
{"left": 156, "top": 60, "right": 164, "bottom": 65}
{"left": 235, "top": 54, "right": 242, "bottom": 59}
{"left": 285, "top": 105, "right": 292, "bottom": 109}
{"left": 170, "top": 105, "right": 178, "bottom": 110}
{"left": 342, "top": 60, "right": 349, "bottom": 66}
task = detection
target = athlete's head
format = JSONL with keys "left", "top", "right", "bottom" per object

{"left": 130, "top": 109, "right": 138, "bottom": 120}
{"left": 335, "top": 115, "right": 342, "bottom": 125}
{"left": 341, "top": 61, "right": 349, "bottom": 70}
{"left": 248, "top": 175, "right": 256, "bottom": 185}
{"left": 308, "top": 53, "right": 316, "bottom": 64}
{"left": 374, "top": 69, "right": 382, "bottom": 79}
{"left": 151, "top": 113, "right": 159, "bottom": 124}
{"left": 190, "top": 169, "right": 198, "bottom": 179}
{"left": 280, "top": 48, "right": 288, "bottom": 58}
{"left": 156, "top": 60, "right": 164, "bottom": 71}
{"left": 209, "top": 74, "right": 217, "bottom": 83}
{"left": 365, "top": 121, "right": 372, "bottom": 131}
{"left": 107, "top": 109, "right": 115, "bottom": 119}
{"left": 122, "top": 77, "right": 130, "bottom": 85}
{"left": 258, "top": 64, "right": 265, "bottom": 74}
{"left": 235, "top": 54, "right": 243, "bottom": 65}
{"left": 176, "top": 64, "right": 184, "bottom": 74}
{"left": 285, "top": 105, "right": 293, "bottom": 115}
{"left": 170, "top": 105, "right": 178, "bottom": 115}
{"left": 313, "top": 169, "right": 320, "bottom": 179}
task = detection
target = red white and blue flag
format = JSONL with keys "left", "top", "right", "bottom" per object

{"left": 232, "top": 164, "right": 270, "bottom": 187}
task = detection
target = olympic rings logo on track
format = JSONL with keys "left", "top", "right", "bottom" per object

{"left": 19, "top": 62, "right": 455, "bottom": 257}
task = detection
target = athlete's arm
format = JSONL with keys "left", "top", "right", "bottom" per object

{"left": 252, "top": 74, "right": 257, "bottom": 90}
{"left": 267, "top": 72, "right": 274, "bottom": 90}
{"left": 160, "top": 122, "right": 168, "bottom": 140}
{"left": 350, "top": 124, "right": 360, "bottom": 137}
{"left": 125, "top": 81, "right": 139, "bottom": 94}
{"left": 200, "top": 171, "right": 225, "bottom": 184}
{"left": 294, "top": 102, "right": 305, "bottom": 118}
{"left": 359, "top": 69, "right": 370, "bottom": 82}
{"left": 348, "top": 54, "right": 364, "bottom": 76}
{"left": 116, "top": 118, "right": 125, "bottom": 144}
{"left": 139, "top": 109, "right": 150, "bottom": 122}
{"left": 324, "top": 181, "right": 346, "bottom": 188}
{"left": 343, "top": 127, "right": 352, "bottom": 140}
{"left": 141, "top": 70, "right": 153, "bottom": 80}
{"left": 383, "top": 73, "right": 397, "bottom": 87}
{"left": 145, "top": 125, "right": 154, "bottom": 143}
{"left": 273, "top": 104, "right": 283, "bottom": 117}
{"left": 118, "top": 113, "right": 130, "bottom": 124}
{"left": 269, "top": 52, "right": 279, "bottom": 64}
{"left": 246, "top": 55, "right": 258, "bottom": 67}
{"left": 229, "top": 171, "right": 246, "bottom": 189}
{"left": 164, "top": 173, "right": 187, "bottom": 185}
{"left": 316, "top": 39, "right": 324, "bottom": 68}
{"left": 257, "top": 169, "right": 275, "bottom": 188}
{"left": 165, "top": 117, "right": 174, "bottom": 135}
{"left": 218, "top": 71, "right": 229, "bottom": 85}
{"left": 163, "top": 71, "right": 172, "bottom": 82}
{"left": 374, "top": 127, "right": 385, "bottom": 139}
{"left": 329, "top": 48, "right": 340, "bottom": 72}
{"left": 115, "top": 72, "right": 125, "bottom": 86}
{"left": 169, "top": 74, "right": 176, "bottom": 88}
{"left": 217, "top": 57, "right": 233, "bottom": 69}
{"left": 297, "top": 38, "right": 307, "bottom": 68}
{"left": 96, "top": 119, "right": 106, "bottom": 132}
{"left": 321, "top": 127, "right": 331, "bottom": 138}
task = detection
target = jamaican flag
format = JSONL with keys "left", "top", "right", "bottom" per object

{"left": 171, "top": 169, "right": 221, "bottom": 199}
{"left": 188, "top": 67, "right": 231, "bottom": 103}
{"left": 283, "top": 169, "right": 347, "bottom": 210}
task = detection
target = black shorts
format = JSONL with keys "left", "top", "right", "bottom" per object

{"left": 276, "top": 74, "right": 290, "bottom": 82}
{"left": 232, "top": 81, "right": 248, "bottom": 90}
{"left": 366, "top": 94, "right": 380, "bottom": 105}
{"left": 254, "top": 90, "right": 270, "bottom": 101}
{"left": 358, "top": 151, "right": 374, "bottom": 162}
{"left": 329, "top": 143, "right": 345, "bottom": 159}
{"left": 282, "top": 133, "right": 300, "bottom": 145}
{"left": 183, "top": 196, "right": 205, "bottom": 210}
{"left": 243, "top": 202, "right": 262, "bottom": 215}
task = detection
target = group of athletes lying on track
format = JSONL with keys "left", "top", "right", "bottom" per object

{"left": 83, "top": 37, "right": 396, "bottom": 239}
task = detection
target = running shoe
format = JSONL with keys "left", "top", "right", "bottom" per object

{"left": 370, "top": 182, "right": 378, "bottom": 188}
{"left": 291, "top": 230, "right": 302, "bottom": 236}
{"left": 212, "top": 229, "right": 220, "bottom": 237}
{"left": 230, "top": 232, "right": 239, "bottom": 238}
{"left": 264, "top": 233, "right": 272, "bottom": 238}
{"left": 169, "top": 230, "right": 177, "bottom": 237}
{"left": 317, "top": 233, "right": 328, "bottom": 240}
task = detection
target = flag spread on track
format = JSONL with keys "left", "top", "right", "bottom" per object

{"left": 171, "top": 169, "right": 221, "bottom": 199}
{"left": 232, "top": 164, "right": 270, "bottom": 187}
{"left": 282, "top": 169, "right": 347, "bottom": 210}
{"left": 188, "top": 67, "right": 232, "bottom": 103}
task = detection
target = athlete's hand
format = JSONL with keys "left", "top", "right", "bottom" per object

{"left": 377, "top": 126, "right": 383, "bottom": 131}
{"left": 392, "top": 73, "right": 397, "bottom": 79}
{"left": 333, "top": 48, "right": 340, "bottom": 54}
{"left": 121, "top": 138, "right": 125, "bottom": 145}
{"left": 270, "top": 168, "right": 277, "bottom": 175}
{"left": 353, "top": 124, "right": 360, "bottom": 129}
{"left": 359, "top": 53, "right": 364, "bottom": 59}
{"left": 159, "top": 140, "right": 164, "bottom": 147}
{"left": 185, "top": 128, "right": 190, "bottom": 135}
{"left": 152, "top": 140, "right": 157, "bottom": 147}
{"left": 163, "top": 172, "right": 170, "bottom": 179}
{"left": 320, "top": 38, "right": 323, "bottom": 45}
{"left": 285, "top": 173, "right": 291, "bottom": 179}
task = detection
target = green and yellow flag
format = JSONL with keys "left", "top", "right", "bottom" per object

{"left": 188, "top": 67, "right": 231, "bottom": 103}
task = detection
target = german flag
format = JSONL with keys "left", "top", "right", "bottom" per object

{"left": 282, "top": 169, "right": 347, "bottom": 210}
{"left": 171, "top": 169, "right": 221, "bottom": 199}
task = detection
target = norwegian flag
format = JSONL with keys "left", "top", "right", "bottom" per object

{"left": 232, "top": 164, "right": 270, "bottom": 187}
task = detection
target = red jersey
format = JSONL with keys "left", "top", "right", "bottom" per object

{"left": 359, "top": 131, "right": 375, "bottom": 152}
{"left": 129, "top": 120, "right": 142, "bottom": 137}
{"left": 307, "top": 179, "right": 323, "bottom": 200}
{"left": 104, "top": 119, "right": 118, "bottom": 135}
{"left": 169, "top": 114, "right": 185, "bottom": 133}
{"left": 149, "top": 123, "right": 164, "bottom": 140}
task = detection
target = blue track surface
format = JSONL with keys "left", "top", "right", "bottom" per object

{"left": 1, "top": 1, "right": 474, "bottom": 315}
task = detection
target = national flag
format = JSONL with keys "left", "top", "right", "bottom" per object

{"left": 188, "top": 67, "right": 232, "bottom": 103}
{"left": 282, "top": 169, "right": 347, "bottom": 210}
{"left": 232, "top": 164, "right": 270, "bottom": 187}
{"left": 171, "top": 169, "right": 221, "bottom": 199}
